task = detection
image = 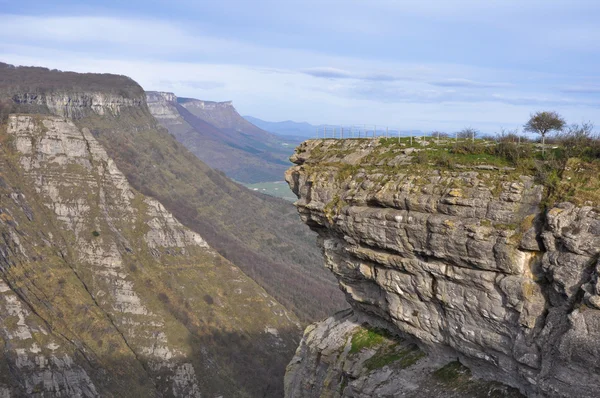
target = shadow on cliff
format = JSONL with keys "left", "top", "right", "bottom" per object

{"left": 184, "top": 326, "right": 302, "bottom": 397}
{"left": 48, "top": 326, "right": 304, "bottom": 397}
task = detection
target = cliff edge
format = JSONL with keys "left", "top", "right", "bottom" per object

{"left": 284, "top": 138, "right": 600, "bottom": 397}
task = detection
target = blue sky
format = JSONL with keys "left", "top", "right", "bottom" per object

{"left": 1, "top": 0, "right": 599, "bottom": 132}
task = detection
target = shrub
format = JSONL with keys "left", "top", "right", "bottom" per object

{"left": 451, "top": 142, "right": 480, "bottom": 155}
{"left": 456, "top": 127, "right": 478, "bottom": 140}
{"left": 551, "top": 122, "right": 598, "bottom": 159}
{"left": 157, "top": 292, "right": 170, "bottom": 304}
{"left": 491, "top": 141, "right": 533, "bottom": 165}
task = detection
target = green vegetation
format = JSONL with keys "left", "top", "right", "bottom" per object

{"left": 304, "top": 119, "right": 600, "bottom": 210}
{"left": 403, "top": 137, "right": 533, "bottom": 170}
{"left": 432, "top": 361, "right": 524, "bottom": 397}
{"left": 349, "top": 325, "right": 426, "bottom": 372}
{"left": 324, "top": 195, "right": 348, "bottom": 222}
{"left": 433, "top": 361, "right": 471, "bottom": 386}
{"left": 524, "top": 111, "right": 566, "bottom": 156}
{"left": 364, "top": 344, "right": 425, "bottom": 371}
{"left": 350, "top": 326, "right": 392, "bottom": 353}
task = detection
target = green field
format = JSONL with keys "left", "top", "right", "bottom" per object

{"left": 242, "top": 181, "right": 296, "bottom": 201}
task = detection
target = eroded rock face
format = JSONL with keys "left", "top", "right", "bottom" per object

{"left": 0, "top": 114, "right": 300, "bottom": 397}
{"left": 285, "top": 139, "right": 600, "bottom": 398}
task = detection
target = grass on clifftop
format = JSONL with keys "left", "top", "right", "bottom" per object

{"left": 301, "top": 133, "right": 600, "bottom": 208}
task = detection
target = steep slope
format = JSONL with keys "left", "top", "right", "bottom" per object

{"left": 147, "top": 91, "right": 299, "bottom": 183}
{"left": 0, "top": 110, "right": 301, "bottom": 397}
{"left": 285, "top": 138, "right": 600, "bottom": 397}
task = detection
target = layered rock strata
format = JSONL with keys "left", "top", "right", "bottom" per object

{"left": 285, "top": 139, "right": 600, "bottom": 397}
{"left": 11, "top": 92, "right": 144, "bottom": 119}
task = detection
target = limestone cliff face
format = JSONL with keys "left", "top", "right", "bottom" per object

{"left": 11, "top": 92, "right": 144, "bottom": 119}
{"left": 285, "top": 139, "right": 600, "bottom": 398}
{"left": 1, "top": 62, "right": 145, "bottom": 120}
{"left": 145, "top": 91, "right": 184, "bottom": 123}
{"left": 0, "top": 112, "right": 300, "bottom": 397}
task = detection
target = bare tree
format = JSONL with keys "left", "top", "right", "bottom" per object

{"left": 456, "top": 127, "right": 478, "bottom": 142}
{"left": 523, "top": 111, "right": 566, "bottom": 156}
{"left": 430, "top": 131, "right": 448, "bottom": 143}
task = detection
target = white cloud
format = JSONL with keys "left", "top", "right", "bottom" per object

{"left": 429, "top": 78, "right": 513, "bottom": 88}
{"left": 0, "top": 10, "right": 598, "bottom": 133}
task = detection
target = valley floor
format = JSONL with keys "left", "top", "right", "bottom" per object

{"left": 241, "top": 181, "right": 297, "bottom": 201}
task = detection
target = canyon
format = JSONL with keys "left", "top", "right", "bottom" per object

{"left": 0, "top": 62, "right": 344, "bottom": 397}
{"left": 3, "top": 61, "right": 599, "bottom": 397}
{"left": 146, "top": 91, "right": 299, "bottom": 184}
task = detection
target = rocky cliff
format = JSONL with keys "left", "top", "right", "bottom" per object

{"left": 0, "top": 62, "right": 143, "bottom": 120}
{"left": 145, "top": 91, "right": 182, "bottom": 122}
{"left": 0, "top": 64, "right": 304, "bottom": 397}
{"left": 285, "top": 138, "right": 600, "bottom": 397}
{"left": 11, "top": 92, "right": 144, "bottom": 119}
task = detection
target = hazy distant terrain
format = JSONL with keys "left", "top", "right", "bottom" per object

{"left": 244, "top": 115, "right": 317, "bottom": 139}
{"left": 146, "top": 93, "right": 302, "bottom": 183}
{"left": 243, "top": 181, "right": 296, "bottom": 201}
{"left": 245, "top": 115, "right": 426, "bottom": 140}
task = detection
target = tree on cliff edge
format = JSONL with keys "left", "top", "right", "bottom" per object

{"left": 523, "top": 111, "right": 566, "bottom": 156}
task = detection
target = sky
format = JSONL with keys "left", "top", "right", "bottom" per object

{"left": 1, "top": 0, "right": 599, "bottom": 133}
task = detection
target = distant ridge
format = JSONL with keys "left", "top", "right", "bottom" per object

{"left": 244, "top": 115, "right": 317, "bottom": 138}
{"left": 244, "top": 115, "right": 426, "bottom": 139}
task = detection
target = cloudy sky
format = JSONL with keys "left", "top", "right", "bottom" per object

{"left": 1, "top": 0, "right": 599, "bottom": 132}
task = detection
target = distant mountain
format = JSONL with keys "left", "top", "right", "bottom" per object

{"left": 244, "top": 116, "right": 317, "bottom": 138}
{"left": 244, "top": 115, "right": 427, "bottom": 140}
{"left": 147, "top": 92, "right": 302, "bottom": 183}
